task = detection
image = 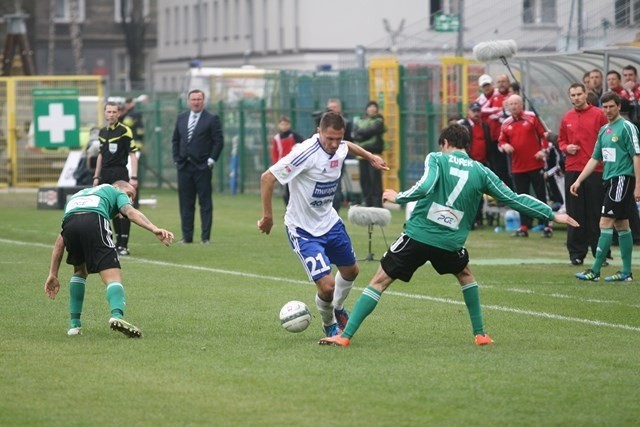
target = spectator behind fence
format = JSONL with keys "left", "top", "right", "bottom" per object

{"left": 352, "top": 100, "right": 386, "bottom": 207}
{"left": 589, "top": 69, "right": 604, "bottom": 104}
{"left": 271, "top": 115, "right": 304, "bottom": 206}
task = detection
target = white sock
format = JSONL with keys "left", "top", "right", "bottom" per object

{"left": 315, "top": 293, "right": 335, "bottom": 326}
{"left": 333, "top": 272, "right": 354, "bottom": 310}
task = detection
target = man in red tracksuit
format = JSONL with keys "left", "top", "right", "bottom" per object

{"left": 271, "top": 115, "right": 304, "bottom": 206}
{"left": 499, "top": 94, "right": 549, "bottom": 237}
{"left": 559, "top": 83, "right": 608, "bottom": 265}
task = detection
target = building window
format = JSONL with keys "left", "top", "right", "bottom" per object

{"left": 53, "top": 0, "right": 85, "bottom": 23}
{"left": 193, "top": 4, "right": 200, "bottom": 42}
{"left": 234, "top": 0, "right": 240, "bottom": 39}
{"left": 615, "top": 0, "right": 640, "bottom": 26}
{"left": 262, "top": 0, "right": 268, "bottom": 51}
{"left": 184, "top": 5, "right": 189, "bottom": 43}
{"left": 202, "top": 2, "right": 209, "bottom": 40}
{"left": 164, "top": 8, "right": 171, "bottom": 45}
{"left": 213, "top": 1, "right": 219, "bottom": 41}
{"left": 174, "top": 6, "right": 180, "bottom": 44}
{"left": 224, "top": 0, "right": 229, "bottom": 40}
{"left": 114, "top": 0, "right": 150, "bottom": 23}
{"left": 278, "top": 0, "right": 283, "bottom": 51}
{"left": 523, "top": 0, "right": 556, "bottom": 25}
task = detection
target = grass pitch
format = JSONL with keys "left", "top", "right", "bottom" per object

{"left": 0, "top": 189, "right": 638, "bottom": 426}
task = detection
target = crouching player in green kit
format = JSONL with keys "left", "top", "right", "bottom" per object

{"left": 44, "top": 181, "right": 174, "bottom": 337}
{"left": 320, "top": 124, "right": 579, "bottom": 347}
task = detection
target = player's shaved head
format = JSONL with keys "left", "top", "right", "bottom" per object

{"left": 113, "top": 180, "right": 136, "bottom": 200}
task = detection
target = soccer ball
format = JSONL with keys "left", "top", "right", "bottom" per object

{"left": 279, "top": 300, "right": 311, "bottom": 333}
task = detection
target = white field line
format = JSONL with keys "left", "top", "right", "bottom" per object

{"left": 2, "top": 238, "right": 640, "bottom": 332}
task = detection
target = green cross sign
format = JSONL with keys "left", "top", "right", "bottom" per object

{"left": 33, "top": 88, "right": 80, "bottom": 148}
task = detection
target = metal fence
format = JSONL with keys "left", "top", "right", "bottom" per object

{"left": 0, "top": 64, "right": 466, "bottom": 191}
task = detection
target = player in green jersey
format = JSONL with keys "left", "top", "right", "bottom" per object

{"left": 572, "top": 91, "right": 640, "bottom": 282}
{"left": 319, "top": 124, "right": 579, "bottom": 347}
{"left": 44, "top": 181, "right": 174, "bottom": 337}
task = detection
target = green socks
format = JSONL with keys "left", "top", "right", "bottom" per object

{"left": 342, "top": 286, "right": 381, "bottom": 339}
{"left": 106, "top": 282, "right": 126, "bottom": 319}
{"left": 593, "top": 228, "right": 614, "bottom": 274}
{"left": 461, "top": 282, "right": 484, "bottom": 335}
{"left": 69, "top": 275, "right": 86, "bottom": 328}
{"left": 618, "top": 229, "right": 633, "bottom": 275}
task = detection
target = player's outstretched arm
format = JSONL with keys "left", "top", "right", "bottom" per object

{"left": 120, "top": 205, "right": 174, "bottom": 246}
{"left": 44, "top": 234, "right": 64, "bottom": 299}
{"left": 552, "top": 213, "right": 579, "bottom": 228}
{"left": 382, "top": 189, "right": 399, "bottom": 205}
{"left": 346, "top": 141, "right": 389, "bottom": 170}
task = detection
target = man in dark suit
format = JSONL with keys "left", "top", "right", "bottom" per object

{"left": 172, "top": 89, "right": 224, "bottom": 244}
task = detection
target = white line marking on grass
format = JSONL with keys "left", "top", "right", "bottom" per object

{"left": 131, "top": 258, "right": 640, "bottom": 333}
{"left": 381, "top": 290, "right": 640, "bottom": 333}
{"left": 3, "top": 238, "right": 640, "bottom": 332}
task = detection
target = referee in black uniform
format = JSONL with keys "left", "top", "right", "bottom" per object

{"left": 93, "top": 101, "right": 139, "bottom": 256}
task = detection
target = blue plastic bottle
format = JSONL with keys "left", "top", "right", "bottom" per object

{"left": 504, "top": 210, "right": 521, "bottom": 231}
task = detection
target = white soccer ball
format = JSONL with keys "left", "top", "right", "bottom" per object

{"left": 279, "top": 300, "right": 311, "bottom": 333}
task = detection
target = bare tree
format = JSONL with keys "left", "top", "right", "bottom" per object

{"left": 120, "top": 0, "right": 147, "bottom": 90}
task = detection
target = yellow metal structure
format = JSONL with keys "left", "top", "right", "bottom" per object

{"left": 440, "top": 56, "right": 471, "bottom": 129}
{"left": 369, "top": 57, "right": 400, "bottom": 192}
{"left": 0, "top": 76, "right": 103, "bottom": 187}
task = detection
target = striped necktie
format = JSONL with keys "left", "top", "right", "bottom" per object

{"left": 187, "top": 114, "right": 198, "bottom": 141}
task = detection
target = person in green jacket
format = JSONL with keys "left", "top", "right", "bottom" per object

{"left": 352, "top": 101, "right": 385, "bottom": 207}
{"left": 319, "top": 124, "right": 579, "bottom": 347}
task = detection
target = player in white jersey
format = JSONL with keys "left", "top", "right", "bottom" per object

{"left": 258, "top": 111, "right": 388, "bottom": 337}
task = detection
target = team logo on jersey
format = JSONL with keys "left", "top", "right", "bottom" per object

{"left": 612, "top": 134, "right": 618, "bottom": 143}
{"left": 275, "top": 164, "right": 294, "bottom": 179}
{"left": 426, "top": 202, "right": 464, "bottom": 230}
{"left": 330, "top": 160, "right": 339, "bottom": 168}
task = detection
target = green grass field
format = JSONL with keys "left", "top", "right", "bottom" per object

{"left": 1, "top": 188, "right": 639, "bottom": 426}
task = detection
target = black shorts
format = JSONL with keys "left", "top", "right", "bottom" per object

{"left": 380, "top": 233, "right": 469, "bottom": 282}
{"left": 62, "top": 213, "right": 121, "bottom": 274}
{"left": 602, "top": 176, "right": 636, "bottom": 219}
{"left": 100, "top": 166, "right": 129, "bottom": 184}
